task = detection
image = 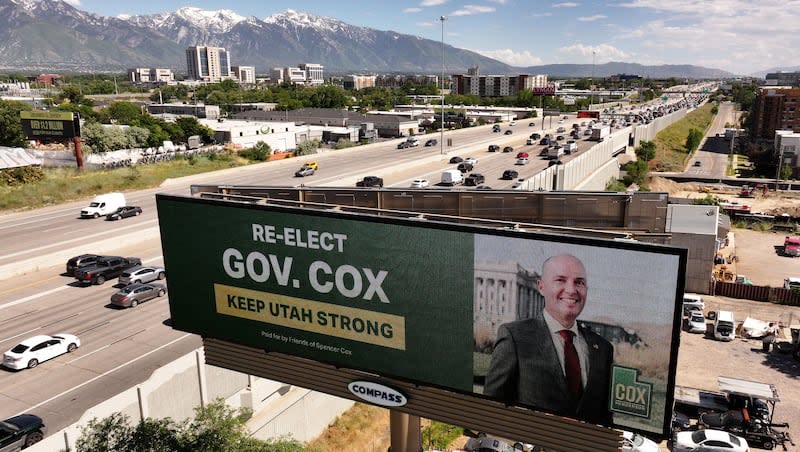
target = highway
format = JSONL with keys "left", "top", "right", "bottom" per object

{"left": 0, "top": 95, "right": 697, "bottom": 437}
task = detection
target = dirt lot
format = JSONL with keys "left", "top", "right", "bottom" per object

{"left": 313, "top": 181, "right": 800, "bottom": 452}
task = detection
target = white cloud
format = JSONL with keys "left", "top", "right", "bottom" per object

{"left": 578, "top": 14, "right": 606, "bottom": 21}
{"left": 451, "top": 5, "right": 496, "bottom": 16}
{"left": 612, "top": 1, "right": 800, "bottom": 73}
{"left": 404, "top": 7, "right": 423, "bottom": 13}
{"left": 552, "top": 2, "right": 579, "bottom": 7}
{"left": 417, "top": 21, "right": 436, "bottom": 27}
{"left": 474, "top": 48, "right": 543, "bottom": 66}
{"left": 421, "top": 0, "right": 449, "bottom": 6}
{"left": 489, "top": 0, "right": 509, "bottom": 3}
{"left": 531, "top": 12, "right": 553, "bottom": 17}
{"left": 557, "top": 43, "right": 630, "bottom": 62}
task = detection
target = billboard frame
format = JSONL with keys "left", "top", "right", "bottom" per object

{"left": 157, "top": 193, "right": 686, "bottom": 444}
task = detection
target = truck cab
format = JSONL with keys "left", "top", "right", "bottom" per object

{"left": 783, "top": 237, "right": 800, "bottom": 257}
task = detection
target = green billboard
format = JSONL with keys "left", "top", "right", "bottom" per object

{"left": 157, "top": 194, "right": 686, "bottom": 436}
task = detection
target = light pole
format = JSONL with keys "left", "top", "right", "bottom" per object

{"left": 440, "top": 15, "right": 446, "bottom": 155}
{"left": 590, "top": 50, "right": 596, "bottom": 109}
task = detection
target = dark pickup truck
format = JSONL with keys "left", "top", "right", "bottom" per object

{"left": 356, "top": 176, "right": 384, "bottom": 188}
{"left": 74, "top": 256, "right": 142, "bottom": 285}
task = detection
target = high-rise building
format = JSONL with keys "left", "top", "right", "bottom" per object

{"left": 128, "top": 68, "right": 174, "bottom": 84}
{"left": 186, "top": 46, "right": 232, "bottom": 82}
{"left": 232, "top": 66, "right": 256, "bottom": 84}
{"left": 270, "top": 64, "right": 324, "bottom": 85}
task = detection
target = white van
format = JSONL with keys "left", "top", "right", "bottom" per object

{"left": 440, "top": 169, "right": 463, "bottom": 186}
{"left": 80, "top": 192, "right": 126, "bottom": 218}
{"left": 682, "top": 293, "right": 705, "bottom": 315}
{"left": 714, "top": 310, "right": 735, "bottom": 341}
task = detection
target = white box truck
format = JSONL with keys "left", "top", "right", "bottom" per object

{"left": 80, "top": 192, "right": 126, "bottom": 218}
{"left": 590, "top": 125, "right": 610, "bottom": 141}
{"left": 441, "top": 169, "right": 463, "bottom": 186}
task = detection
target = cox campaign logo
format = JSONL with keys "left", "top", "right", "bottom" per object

{"left": 347, "top": 381, "right": 407, "bottom": 407}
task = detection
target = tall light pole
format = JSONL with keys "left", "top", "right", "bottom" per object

{"left": 440, "top": 15, "right": 446, "bottom": 155}
{"left": 590, "top": 50, "right": 596, "bottom": 109}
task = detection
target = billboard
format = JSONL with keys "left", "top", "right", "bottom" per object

{"left": 20, "top": 111, "right": 80, "bottom": 140}
{"left": 157, "top": 194, "right": 685, "bottom": 436}
{"left": 532, "top": 87, "right": 556, "bottom": 95}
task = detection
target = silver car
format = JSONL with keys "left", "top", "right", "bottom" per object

{"left": 110, "top": 283, "right": 167, "bottom": 308}
{"left": 118, "top": 266, "right": 166, "bottom": 285}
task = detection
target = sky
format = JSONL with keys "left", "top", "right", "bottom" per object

{"left": 61, "top": 0, "right": 800, "bottom": 75}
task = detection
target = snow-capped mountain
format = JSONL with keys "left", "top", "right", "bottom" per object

{"left": 0, "top": 0, "right": 731, "bottom": 78}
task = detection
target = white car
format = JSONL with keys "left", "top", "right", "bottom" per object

{"left": 673, "top": 429, "right": 748, "bottom": 452}
{"left": 119, "top": 265, "right": 166, "bottom": 285}
{"left": 3, "top": 334, "right": 81, "bottom": 370}
{"left": 621, "top": 430, "right": 659, "bottom": 452}
{"left": 515, "top": 157, "right": 529, "bottom": 165}
{"left": 464, "top": 157, "right": 478, "bottom": 165}
{"left": 687, "top": 311, "right": 707, "bottom": 333}
{"left": 410, "top": 178, "right": 429, "bottom": 188}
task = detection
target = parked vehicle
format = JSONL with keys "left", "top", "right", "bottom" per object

{"left": 687, "top": 311, "right": 707, "bottom": 333}
{"left": 620, "top": 430, "right": 659, "bottom": 452}
{"left": 74, "top": 256, "right": 142, "bottom": 285}
{"left": 0, "top": 414, "right": 46, "bottom": 450}
{"left": 3, "top": 334, "right": 80, "bottom": 370}
{"left": 714, "top": 310, "right": 736, "bottom": 341}
{"left": 784, "top": 277, "right": 800, "bottom": 290}
{"left": 410, "top": 178, "right": 429, "bottom": 188}
{"left": 66, "top": 254, "right": 104, "bottom": 276}
{"left": 187, "top": 135, "right": 202, "bottom": 150}
{"left": 682, "top": 293, "right": 705, "bottom": 314}
{"left": 699, "top": 409, "right": 785, "bottom": 450}
{"left": 106, "top": 206, "right": 142, "bottom": 220}
{"left": 119, "top": 266, "right": 166, "bottom": 285}
{"left": 464, "top": 173, "right": 485, "bottom": 186}
{"left": 111, "top": 283, "right": 167, "bottom": 308}
{"left": 356, "top": 176, "right": 384, "bottom": 187}
{"left": 501, "top": 169, "right": 519, "bottom": 180}
{"left": 80, "top": 192, "right": 126, "bottom": 218}
{"left": 440, "top": 169, "right": 463, "bottom": 186}
{"left": 783, "top": 236, "right": 800, "bottom": 257}
{"left": 673, "top": 430, "right": 748, "bottom": 452}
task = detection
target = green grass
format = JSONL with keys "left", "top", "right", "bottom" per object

{"left": 0, "top": 153, "right": 251, "bottom": 212}
{"left": 422, "top": 421, "right": 466, "bottom": 450}
{"left": 652, "top": 103, "right": 716, "bottom": 171}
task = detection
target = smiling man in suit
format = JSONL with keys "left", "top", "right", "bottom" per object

{"left": 483, "top": 254, "right": 614, "bottom": 425}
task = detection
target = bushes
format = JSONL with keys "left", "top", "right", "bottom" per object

{"left": 0, "top": 166, "right": 45, "bottom": 186}
{"left": 238, "top": 141, "right": 272, "bottom": 161}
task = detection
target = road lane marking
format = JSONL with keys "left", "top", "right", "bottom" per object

{"left": 14, "top": 332, "right": 193, "bottom": 416}
{"left": 0, "top": 286, "right": 70, "bottom": 312}
{"left": 67, "top": 329, "right": 146, "bottom": 363}
{"left": 0, "top": 327, "right": 43, "bottom": 345}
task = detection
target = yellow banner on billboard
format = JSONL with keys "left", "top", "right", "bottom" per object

{"left": 20, "top": 111, "right": 74, "bottom": 121}
{"left": 214, "top": 283, "right": 406, "bottom": 350}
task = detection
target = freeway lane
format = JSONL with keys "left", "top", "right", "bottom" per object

{"left": 0, "top": 240, "right": 201, "bottom": 434}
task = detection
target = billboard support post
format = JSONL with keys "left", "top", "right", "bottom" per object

{"left": 73, "top": 136, "right": 84, "bottom": 170}
{"left": 390, "top": 411, "right": 421, "bottom": 452}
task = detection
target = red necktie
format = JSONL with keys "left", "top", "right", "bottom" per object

{"left": 559, "top": 330, "right": 583, "bottom": 400}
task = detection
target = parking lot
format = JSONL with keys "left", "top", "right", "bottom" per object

{"left": 670, "top": 227, "right": 800, "bottom": 451}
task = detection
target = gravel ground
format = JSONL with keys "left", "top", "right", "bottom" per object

{"left": 668, "top": 227, "right": 800, "bottom": 451}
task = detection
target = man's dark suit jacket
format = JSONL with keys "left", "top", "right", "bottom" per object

{"left": 483, "top": 316, "right": 614, "bottom": 425}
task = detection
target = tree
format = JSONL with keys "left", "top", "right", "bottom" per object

{"left": 0, "top": 99, "right": 31, "bottom": 147}
{"left": 623, "top": 160, "right": 649, "bottom": 186}
{"left": 635, "top": 140, "right": 656, "bottom": 162}
{"left": 295, "top": 139, "right": 320, "bottom": 156}
{"left": 75, "top": 399, "right": 305, "bottom": 452}
{"left": 685, "top": 128, "right": 703, "bottom": 152}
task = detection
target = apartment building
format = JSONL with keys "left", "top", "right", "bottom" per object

{"left": 765, "top": 71, "right": 800, "bottom": 87}
{"left": 775, "top": 129, "right": 800, "bottom": 178}
{"left": 128, "top": 68, "right": 175, "bottom": 84}
{"left": 270, "top": 63, "right": 324, "bottom": 86}
{"left": 752, "top": 87, "right": 800, "bottom": 139}
{"left": 186, "top": 46, "right": 233, "bottom": 82}
{"left": 232, "top": 66, "right": 256, "bottom": 84}
{"left": 374, "top": 74, "right": 440, "bottom": 89}
{"left": 343, "top": 75, "right": 377, "bottom": 90}
{"left": 452, "top": 67, "right": 548, "bottom": 97}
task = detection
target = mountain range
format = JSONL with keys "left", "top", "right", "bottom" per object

{"left": 0, "top": 0, "right": 734, "bottom": 79}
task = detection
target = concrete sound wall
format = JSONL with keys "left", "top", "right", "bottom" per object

{"left": 28, "top": 348, "right": 352, "bottom": 452}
